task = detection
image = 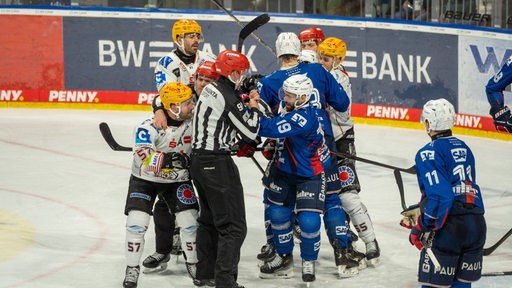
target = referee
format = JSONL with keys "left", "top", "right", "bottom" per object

{"left": 190, "top": 49, "right": 260, "bottom": 288}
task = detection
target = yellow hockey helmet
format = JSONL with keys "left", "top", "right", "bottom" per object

{"left": 160, "top": 82, "right": 193, "bottom": 110}
{"left": 317, "top": 37, "right": 347, "bottom": 62}
{"left": 172, "top": 19, "right": 202, "bottom": 42}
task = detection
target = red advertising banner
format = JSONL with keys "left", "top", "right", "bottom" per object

{"left": 0, "top": 15, "right": 64, "bottom": 90}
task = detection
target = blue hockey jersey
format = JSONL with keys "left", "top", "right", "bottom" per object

{"left": 257, "top": 63, "right": 350, "bottom": 138}
{"left": 486, "top": 55, "right": 512, "bottom": 108}
{"left": 259, "top": 103, "right": 330, "bottom": 177}
{"left": 414, "top": 135, "right": 484, "bottom": 231}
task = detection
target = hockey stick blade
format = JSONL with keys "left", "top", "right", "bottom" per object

{"left": 483, "top": 227, "right": 512, "bottom": 256}
{"left": 99, "top": 122, "right": 132, "bottom": 152}
{"left": 237, "top": 13, "right": 270, "bottom": 52}
{"left": 336, "top": 152, "right": 416, "bottom": 174}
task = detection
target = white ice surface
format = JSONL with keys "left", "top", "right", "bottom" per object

{"left": 0, "top": 108, "right": 510, "bottom": 288}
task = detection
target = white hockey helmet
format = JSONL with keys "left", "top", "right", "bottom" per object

{"left": 420, "top": 98, "right": 456, "bottom": 131}
{"left": 275, "top": 32, "right": 301, "bottom": 58}
{"left": 280, "top": 74, "right": 313, "bottom": 109}
{"left": 298, "top": 49, "right": 318, "bottom": 64}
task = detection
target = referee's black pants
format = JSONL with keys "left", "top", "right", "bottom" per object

{"left": 190, "top": 153, "right": 247, "bottom": 288}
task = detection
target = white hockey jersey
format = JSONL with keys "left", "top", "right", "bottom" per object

{"left": 131, "top": 117, "right": 193, "bottom": 183}
{"left": 328, "top": 66, "right": 354, "bottom": 141}
{"left": 154, "top": 49, "right": 216, "bottom": 92}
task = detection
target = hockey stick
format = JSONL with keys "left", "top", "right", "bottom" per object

{"left": 336, "top": 152, "right": 416, "bottom": 174}
{"left": 482, "top": 270, "right": 512, "bottom": 276}
{"left": 210, "top": 0, "right": 276, "bottom": 56}
{"left": 237, "top": 13, "right": 270, "bottom": 53}
{"left": 99, "top": 122, "right": 132, "bottom": 152}
{"left": 394, "top": 169, "right": 409, "bottom": 210}
{"left": 483, "top": 227, "right": 512, "bottom": 256}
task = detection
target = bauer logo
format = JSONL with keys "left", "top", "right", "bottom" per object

{"left": 420, "top": 150, "right": 435, "bottom": 161}
{"left": 129, "top": 192, "right": 151, "bottom": 201}
{"left": 177, "top": 184, "right": 197, "bottom": 205}
{"left": 451, "top": 148, "right": 467, "bottom": 162}
{"left": 135, "top": 128, "right": 151, "bottom": 144}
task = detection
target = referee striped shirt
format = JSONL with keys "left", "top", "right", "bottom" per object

{"left": 192, "top": 77, "right": 260, "bottom": 153}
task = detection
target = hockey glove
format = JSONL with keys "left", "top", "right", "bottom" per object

{"left": 409, "top": 221, "right": 432, "bottom": 250}
{"left": 490, "top": 105, "right": 512, "bottom": 133}
{"left": 162, "top": 152, "right": 191, "bottom": 170}
{"left": 400, "top": 204, "right": 420, "bottom": 229}
{"left": 233, "top": 140, "right": 257, "bottom": 157}
{"left": 261, "top": 139, "right": 276, "bottom": 160}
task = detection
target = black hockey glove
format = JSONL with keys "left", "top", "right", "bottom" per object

{"left": 162, "top": 152, "right": 191, "bottom": 170}
{"left": 400, "top": 204, "right": 420, "bottom": 229}
{"left": 490, "top": 105, "right": 512, "bottom": 133}
{"left": 261, "top": 138, "right": 276, "bottom": 160}
{"left": 240, "top": 74, "right": 264, "bottom": 95}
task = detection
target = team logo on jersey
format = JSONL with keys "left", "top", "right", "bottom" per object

{"left": 135, "top": 128, "right": 151, "bottom": 144}
{"left": 338, "top": 166, "right": 355, "bottom": 187}
{"left": 420, "top": 150, "right": 435, "bottom": 161}
{"left": 451, "top": 148, "right": 467, "bottom": 162}
{"left": 177, "top": 183, "right": 197, "bottom": 205}
{"left": 278, "top": 231, "right": 293, "bottom": 244}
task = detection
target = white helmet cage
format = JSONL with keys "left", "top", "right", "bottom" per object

{"left": 298, "top": 49, "right": 318, "bottom": 64}
{"left": 420, "top": 98, "right": 456, "bottom": 131}
{"left": 275, "top": 32, "right": 301, "bottom": 58}
{"left": 280, "top": 74, "right": 314, "bottom": 110}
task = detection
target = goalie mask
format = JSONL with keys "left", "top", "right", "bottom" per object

{"left": 279, "top": 74, "right": 313, "bottom": 111}
{"left": 160, "top": 82, "right": 193, "bottom": 118}
{"left": 420, "top": 98, "right": 455, "bottom": 132}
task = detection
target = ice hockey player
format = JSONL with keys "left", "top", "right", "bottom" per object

{"left": 122, "top": 82, "right": 200, "bottom": 288}
{"left": 142, "top": 62, "right": 220, "bottom": 273}
{"left": 297, "top": 26, "right": 325, "bottom": 64}
{"left": 486, "top": 55, "right": 512, "bottom": 133}
{"left": 406, "top": 98, "right": 486, "bottom": 287}
{"left": 257, "top": 74, "right": 330, "bottom": 285}
{"left": 255, "top": 32, "right": 363, "bottom": 278}
{"left": 317, "top": 37, "right": 381, "bottom": 266}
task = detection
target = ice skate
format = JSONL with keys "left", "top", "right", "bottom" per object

{"left": 348, "top": 243, "right": 367, "bottom": 270}
{"left": 302, "top": 259, "right": 315, "bottom": 286}
{"left": 259, "top": 253, "right": 294, "bottom": 279}
{"left": 365, "top": 239, "right": 381, "bottom": 267}
{"left": 169, "top": 228, "right": 183, "bottom": 262}
{"left": 331, "top": 240, "right": 359, "bottom": 278}
{"left": 123, "top": 265, "right": 140, "bottom": 288}
{"left": 257, "top": 243, "right": 276, "bottom": 266}
{"left": 142, "top": 252, "right": 170, "bottom": 274}
{"left": 186, "top": 262, "right": 197, "bottom": 280}
{"left": 193, "top": 278, "right": 215, "bottom": 287}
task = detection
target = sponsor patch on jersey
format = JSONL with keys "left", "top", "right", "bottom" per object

{"left": 129, "top": 192, "right": 151, "bottom": 201}
{"left": 177, "top": 183, "right": 197, "bottom": 205}
{"left": 278, "top": 231, "right": 293, "bottom": 244}
{"left": 172, "top": 67, "right": 181, "bottom": 78}
{"left": 420, "top": 150, "right": 435, "bottom": 161}
{"left": 338, "top": 166, "right": 355, "bottom": 187}
{"left": 296, "top": 190, "right": 315, "bottom": 200}
{"left": 451, "top": 148, "right": 467, "bottom": 162}
{"left": 135, "top": 128, "right": 151, "bottom": 144}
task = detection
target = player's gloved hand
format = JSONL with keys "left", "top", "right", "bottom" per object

{"left": 400, "top": 204, "right": 420, "bottom": 229}
{"left": 233, "top": 140, "right": 257, "bottom": 157}
{"left": 261, "top": 139, "right": 276, "bottom": 160}
{"left": 490, "top": 105, "right": 512, "bottom": 133}
{"left": 162, "top": 152, "right": 191, "bottom": 170}
{"left": 409, "top": 221, "right": 432, "bottom": 250}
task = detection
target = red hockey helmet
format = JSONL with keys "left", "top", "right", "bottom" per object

{"left": 298, "top": 27, "right": 325, "bottom": 43}
{"left": 215, "top": 50, "right": 250, "bottom": 78}
{"left": 196, "top": 61, "right": 219, "bottom": 79}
